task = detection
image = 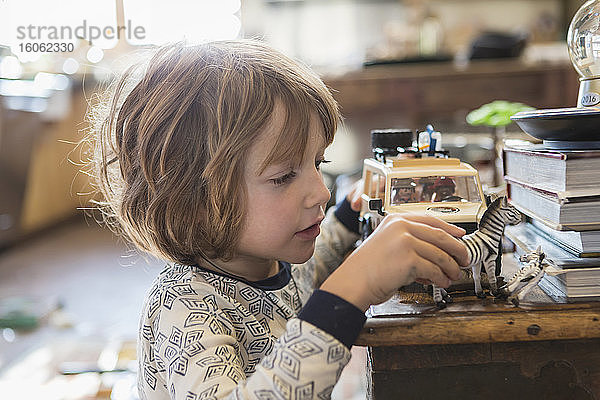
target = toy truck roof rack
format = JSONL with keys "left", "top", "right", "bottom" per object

{"left": 371, "top": 127, "right": 449, "bottom": 163}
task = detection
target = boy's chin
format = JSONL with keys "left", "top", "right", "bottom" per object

{"left": 285, "top": 254, "right": 313, "bottom": 264}
{"left": 283, "top": 246, "right": 316, "bottom": 264}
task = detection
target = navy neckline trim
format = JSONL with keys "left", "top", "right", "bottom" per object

{"left": 192, "top": 261, "right": 292, "bottom": 291}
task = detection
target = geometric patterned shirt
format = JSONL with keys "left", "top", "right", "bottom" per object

{"left": 137, "top": 203, "right": 362, "bottom": 399}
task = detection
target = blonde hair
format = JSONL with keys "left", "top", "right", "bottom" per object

{"left": 87, "top": 39, "right": 340, "bottom": 264}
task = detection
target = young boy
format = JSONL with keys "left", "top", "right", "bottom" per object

{"left": 89, "top": 39, "right": 467, "bottom": 399}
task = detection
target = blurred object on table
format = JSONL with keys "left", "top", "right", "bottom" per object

{"left": 469, "top": 31, "right": 528, "bottom": 60}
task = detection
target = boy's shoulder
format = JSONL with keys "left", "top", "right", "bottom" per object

{"left": 146, "top": 264, "right": 211, "bottom": 305}
{"left": 150, "top": 264, "right": 197, "bottom": 292}
{"left": 147, "top": 263, "right": 241, "bottom": 305}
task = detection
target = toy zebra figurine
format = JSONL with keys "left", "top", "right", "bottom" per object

{"left": 433, "top": 196, "right": 522, "bottom": 308}
{"left": 500, "top": 246, "right": 547, "bottom": 306}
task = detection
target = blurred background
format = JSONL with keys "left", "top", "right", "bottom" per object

{"left": 0, "top": 0, "right": 586, "bottom": 398}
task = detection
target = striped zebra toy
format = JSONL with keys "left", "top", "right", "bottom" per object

{"left": 432, "top": 195, "right": 522, "bottom": 308}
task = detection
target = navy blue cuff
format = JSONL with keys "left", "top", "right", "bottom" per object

{"left": 297, "top": 289, "right": 366, "bottom": 349}
{"left": 333, "top": 198, "right": 360, "bottom": 235}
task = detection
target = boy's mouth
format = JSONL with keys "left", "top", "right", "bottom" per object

{"left": 295, "top": 222, "right": 321, "bottom": 240}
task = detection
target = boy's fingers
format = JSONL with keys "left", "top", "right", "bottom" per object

{"left": 402, "top": 220, "right": 469, "bottom": 267}
{"left": 410, "top": 237, "right": 461, "bottom": 281}
{"left": 346, "top": 180, "right": 364, "bottom": 212}
{"left": 412, "top": 256, "right": 453, "bottom": 288}
{"left": 401, "top": 213, "right": 466, "bottom": 237}
{"left": 350, "top": 193, "right": 362, "bottom": 211}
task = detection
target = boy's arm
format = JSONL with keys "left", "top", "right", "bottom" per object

{"left": 143, "top": 290, "right": 364, "bottom": 400}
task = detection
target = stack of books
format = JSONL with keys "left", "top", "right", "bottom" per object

{"left": 503, "top": 140, "right": 600, "bottom": 301}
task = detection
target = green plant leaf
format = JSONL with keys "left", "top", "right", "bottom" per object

{"left": 467, "top": 101, "right": 535, "bottom": 127}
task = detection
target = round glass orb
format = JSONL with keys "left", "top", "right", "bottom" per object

{"left": 568, "top": 0, "right": 600, "bottom": 78}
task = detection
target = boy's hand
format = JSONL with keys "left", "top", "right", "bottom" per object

{"left": 321, "top": 213, "right": 469, "bottom": 311}
{"left": 346, "top": 179, "right": 363, "bottom": 212}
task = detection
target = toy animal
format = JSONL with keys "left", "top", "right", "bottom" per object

{"left": 500, "top": 246, "right": 547, "bottom": 306}
{"left": 432, "top": 196, "right": 522, "bottom": 308}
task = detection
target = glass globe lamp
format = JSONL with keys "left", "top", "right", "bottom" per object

{"left": 567, "top": 0, "right": 600, "bottom": 107}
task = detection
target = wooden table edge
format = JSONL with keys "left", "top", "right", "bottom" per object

{"left": 356, "top": 308, "right": 600, "bottom": 346}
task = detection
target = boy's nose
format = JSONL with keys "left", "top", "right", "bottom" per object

{"left": 305, "top": 173, "right": 331, "bottom": 210}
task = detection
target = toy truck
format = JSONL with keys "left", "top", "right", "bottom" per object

{"left": 360, "top": 128, "right": 487, "bottom": 240}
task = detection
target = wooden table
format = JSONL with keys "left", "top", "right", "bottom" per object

{"left": 356, "top": 255, "right": 600, "bottom": 400}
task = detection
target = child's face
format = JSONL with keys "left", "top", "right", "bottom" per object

{"left": 237, "top": 102, "right": 331, "bottom": 266}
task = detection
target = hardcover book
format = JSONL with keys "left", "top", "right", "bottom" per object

{"left": 538, "top": 274, "right": 600, "bottom": 302}
{"left": 505, "top": 223, "right": 600, "bottom": 301}
{"left": 530, "top": 218, "right": 600, "bottom": 257}
{"left": 503, "top": 141, "right": 600, "bottom": 198}
{"left": 505, "top": 223, "right": 600, "bottom": 268}
{"left": 506, "top": 179, "right": 600, "bottom": 231}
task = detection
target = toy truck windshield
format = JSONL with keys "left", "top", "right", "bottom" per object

{"left": 390, "top": 175, "right": 482, "bottom": 205}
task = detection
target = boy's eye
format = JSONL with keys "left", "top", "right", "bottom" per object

{"left": 271, "top": 171, "right": 297, "bottom": 186}
{"left": 315, "top": 159, "right": 331, "bottom": 170}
